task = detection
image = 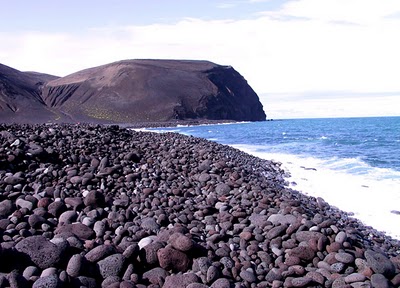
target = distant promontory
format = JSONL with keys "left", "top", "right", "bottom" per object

{"left": 0, "top": 60, "right": 266, "bottom": 124}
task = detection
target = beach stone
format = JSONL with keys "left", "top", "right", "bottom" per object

{"left": 266, "top": 224, "right": 288, "bottom": 239}
{"left": 141, "top": 217, "right": 160, "bottom": 232}
{"left": 187, "top": 284, "right": 209, "bottom": 288}
{"left": 305, "top": 271, "right": 324, "bottom": 285}
{"left": 210, "top": 278, "right": 231, "bottom": 288}
{"left": 55, "top": 223, "right": 95, "bottom": 240}
{"left": 215, "top": 183, "right": 230, "bottom": 195}
{"left": 85, "top": 244, "right": 115, "bottom": 262}
{"left": 335, "top": 231, "right": 347, "bottom": 244}
{"left": 32, "top": 275, "right": 61, "bottom": 288}
{"left": 364, "top": 250, "right": 395, "bottom": 277}
{"left": 58, "top": 210, "right": 77, "bottom": 225}
{"left": 41, "top": 267, "right": 58, "bottom": 277}
{"left": 249, "top": 214, "right": 268, "bottom": 228}
{"left": 101, "top": 276, "right": 121, "bottom": 287}
{"left": 97, "top": 253, "right": 125, "bottom": 278}
{"left": 268, "top": 214, "right": 297, "bottom": 225}
{"left": 0, "top": 200, "right": 14, "bottom": 217}
{"left": 331, "top": 277, "right": 347, "bottom": 288}
{"left": 207, "top": 265, "right": 220, "bottom": 283}
{"left": 23, "top": 266, "right": 40, "bottom": 280}
{"left": 335, "top": 252, "right": 355, "bottom": 264}
{"left": 169, "top": 233, "right": 193, "bottom": 252}
{"left": 163, "top": 273, "right": 199, "bottom": 288}
{"left": 157, "top": 247, "right": 190, "bottom": 272}
{"left": 15, "top": 235, "right": 63, "bottom": 269}
{"left": 16, "top": 198, "right": 34, "bottom": 210}
{"left": 331, "top": 262, "right": 346, "bottom": 273}
{"left": 371, "top": 274, "right": 390, "bottom": 288}
{"left": 291, "top": 277, "right": 312, "bottom": 287}
{"left": 142, "top": 267, "right": 169, "bottom": 285}
{"left": 66, "top": 254, "right": 83, "bottom": 277}
{"left": 140, "top": 241, "right": 164, "bottom": 266}
{"left": 84, "top": 190, "right": 105, "bottom": 208}
{"left": 198, "top": 173, "right": 211, "bottom": 182}
{"left": 295, "top": 231, "right": 327, "bottom": 243}
{"left": 239, "top": 231, "right": 252, "bottom": 241}
{"left": 94, "top": 220, "right": 107, "bottom": 237}
{"left": 28, "top": 214, "right": 46, "bottom": 228}
{"left": 344, "top": 273, "right": 366, "bottom": 283}
{"left": 4, "top": 175, "right": 24, "bottom": 185}
{"left": 240, "top": 270, "right": 256, "bottom": 283}
{"left": 70, "top": 175, "right": 83, "bottom": 184}
{"left": 7, "top": 270, "right": 28, "bottom": 288}
{"left": 76, "top": 276, "right": 97, "bottom": 288}
{"left": 288, "top": 246, "right": 315, "bottom": 261}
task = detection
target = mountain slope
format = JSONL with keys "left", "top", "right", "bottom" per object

{"left": 0, "top": 60, "right": 266, "bottom": 123}
{"left": 0, "top": 64, "right": 61, "bottom": 123}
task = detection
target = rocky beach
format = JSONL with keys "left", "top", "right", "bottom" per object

{"left": 0, "top": 123, "right": 400, "bottom": 288}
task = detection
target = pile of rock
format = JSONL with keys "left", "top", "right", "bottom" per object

{"left": 0, "top": 124, "right": 399, "bottom": 288}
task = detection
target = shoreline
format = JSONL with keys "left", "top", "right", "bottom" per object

{"left": 0, "top": 123, "right": 399, "bottom": 287}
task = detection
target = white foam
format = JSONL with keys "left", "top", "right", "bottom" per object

{"left": 232, "top": 144, "right": 400, "bottom": 240}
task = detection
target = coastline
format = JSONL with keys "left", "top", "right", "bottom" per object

{"left": 0, "top": 123, "right": 399, "bottom": 287}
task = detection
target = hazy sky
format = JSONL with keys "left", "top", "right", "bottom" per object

{"left": 1, "top": 0, "right": 400, "bottom": 119}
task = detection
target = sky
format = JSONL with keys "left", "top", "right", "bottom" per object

{"left": 1, "top": 0, "right": 400, "bottom": 119}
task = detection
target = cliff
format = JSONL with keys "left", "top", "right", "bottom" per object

{"left": 0, "top": 60, "right": 266, "bottom": 123}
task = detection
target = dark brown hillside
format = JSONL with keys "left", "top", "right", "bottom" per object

{"left": 41, "top": 60, "right": 266, "bottom": 123}
{"left": 0, "top": 64, "right": 60, "bottom": 123}
{"left": 0, "top": 59, "right": 266, "bottom": 123}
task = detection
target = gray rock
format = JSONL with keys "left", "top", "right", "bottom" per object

{"left": 85, "top": 244, "right": 115, "bottom": 262}
{"left": 58, "top": 210, "right": 77, "bottom": 225}
{"left": 97, "top": 253, "right": 125, "bottom": 278}
{"left": 16, "top": 198, "right": 34, "bottom": 210}
{"left": 344, "top": 273, "right": 366, "bottom": 283}
{"left": 163, "top": 273, "right": 199, "bottom": 288}
{"left": 0, "top": 199, "right": 14, "bottom": 217}
{"left": 23, "top": 266, "right": 40, "bottom": 280}
{"left": 335, "top": 231, "right": 347, "bottom": 244}
{"left": 15, "top": 235, "right": 63, "bottom": 269}
{"left": 207, "top": 265, "right": 220, "bottom": 284}
{"left": 291, "top": 277, "right": 312, "bottom": 287}
{"left": 215, "top": 183, "right": 230, "bottom": 195}
{"left": 55, "top": 223, "right": 95, "bottom": 240}
{"left": 142, "top": 267, "right": 169, "bottom": 285}
{"left": 371, "top": 274, "right": 390, "bottom": 288}
{"left": 268, "top": 214, "right": 297, "bottom": 225}
{"left": 335, "top": 252, "right": 355, "bottom": 264}
{"left": 239, "top": 270, "right": 256, "bottom": 283}
{"left": 211, "top": 278, "right": 232, "bottom": 288}
{"left": 66, "top": 254, "right": 83, "bottom": 277}
{"left": 32, "top": 275, "right": 61, "bottom": 288}
{"left": 141, "top": 217, "right": 160, "bottom": 232}
{"left": 364, "top": 250, "right": 396, "bottom": 277}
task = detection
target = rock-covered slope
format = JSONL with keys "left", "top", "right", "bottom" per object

{"left": 0, "top": 124, "right": 399, "bottom": 287}
{"left": 0, "top": 60, "right": 266, "bottom": 123}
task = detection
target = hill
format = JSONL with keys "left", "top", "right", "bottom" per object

{"left": 0, "top": 60, "right": 266, "bottom": 123}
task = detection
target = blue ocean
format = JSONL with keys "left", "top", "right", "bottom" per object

{"left": 148, "top": 116, "right": 400, "bottom": 239}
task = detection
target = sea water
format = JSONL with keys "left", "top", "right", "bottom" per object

{"left": 149, "top": 117, "right": 400, "bottom": 239}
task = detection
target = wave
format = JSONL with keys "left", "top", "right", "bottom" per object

{"left": 231, "top": 144, "right": 400, "bottom": 239}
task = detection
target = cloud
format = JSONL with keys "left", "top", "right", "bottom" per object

{"left": 263, "top": 94, "right": 400, "bottom": 119}
{"left": 1, "top": 0, "right": 400, "bottom": 118}
{"left": 216, "top": 2, "right": 238, "bottom": 9}
{"left": 271, "top": 0, "right": 400, "bottom": 24}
